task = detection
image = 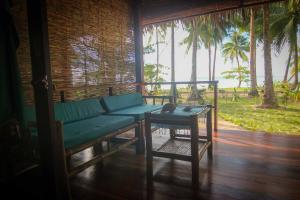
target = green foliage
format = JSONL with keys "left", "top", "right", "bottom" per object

{"left": 270, "top": 0, "right": 300, "bottom": 86}
{"left": 143, "top": 44, "right": 155, "bottom": 54}
{"left": 290, "top": 83, "right": 300, "bottom": 102}
{"left": 221, "top": 66, "right": 250, "bottom": 87}
{"left": 197, "top": 89, "right": 207, "bottom": 104}
{"left": 231, "top": 88, "right": 240, "bottom": 102}
{"left": 144, "top": 24, "right": 169, "bottom": 47}
{"left": 271, "top": 0, "right": 300, "bottom": 53}
{"left": 222, "top": 31, "right": 249, "bottom": 64}
{"left": 144, "top": 64, "right": 168, "bottom": 94}
{"left": 144, "top": 64, "right": 168, "bottom": 83}
{"left": 288, "top": 47, "right": 300, "bottom": 80}
{"left": 274, "top": 81, "right": 300, "bottom": 104}
{"left": 180, "top": 18, "right": 202, "bottom": 54}
{"left": 274, "top": 82, "right": 291, "bottom": 105}
{"left": 218, "top": 97, "right": 300, "bottom": 135}
{"left": 144, "top": 64, "right": 156, "bottom": 83}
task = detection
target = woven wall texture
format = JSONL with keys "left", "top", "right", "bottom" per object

{"left": 12, "top": 0, "right": 136, "bottom": 105}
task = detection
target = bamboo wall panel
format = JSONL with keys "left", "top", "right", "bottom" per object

{"left": 12, "top": 0, "right": 136, "bottom": 105}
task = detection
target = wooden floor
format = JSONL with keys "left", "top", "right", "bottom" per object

{"left": 69, "top": 121, "right": 300, "bottom": 200}
{"left": 3, "top": 121, "right": 299, "bottom": 200}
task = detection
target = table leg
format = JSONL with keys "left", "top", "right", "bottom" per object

{"left": 135, "top": 121, "right": 145, "bottom": 154}
{"left": 170, "top": 129, "right": 175, "bottom": 139}
{"left": 191, "top": 115, "right": 199, "bottom": 188}
{"left": 145, "top": 113, "right": 153, "bottom": 186}
{"left": 206, "top": 108, "right": 213, "bottom": 160}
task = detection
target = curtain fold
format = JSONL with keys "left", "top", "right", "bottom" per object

{"left": 0, "top": 0, "right": 24, "bottom": 124}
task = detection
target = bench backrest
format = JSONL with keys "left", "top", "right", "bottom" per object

{"left": 101, "top": 93, "right": 143, "bottom": 112}
{"left": 24, "top": 98, "right": 105, "bottom": 124}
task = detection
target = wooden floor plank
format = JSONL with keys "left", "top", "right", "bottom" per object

{"left": 3, "top": 121, "right": 299, "bottom": 200}
{"left": 69, "top": 122, "right": 300, "bottom": 200}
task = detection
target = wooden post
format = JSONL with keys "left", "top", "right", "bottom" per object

{"left": 213, "top": 82, "right": 218, "bottom": 131}
{"left": 133, "top": 0, "right": 144, "bottom": 93}
{"left": 173, "top": 83, "right": 177, "bottom": 103}
{"left": 26, "top": 0, "right": 71, "bottom": 199}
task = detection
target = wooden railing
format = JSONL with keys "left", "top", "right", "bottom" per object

{"left": 60, "top": 81, "right": 219, "bottom": 131}
{"left": 143, "top": 81, "right": 218, "bottom": 131}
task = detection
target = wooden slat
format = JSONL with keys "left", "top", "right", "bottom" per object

{"left": 152, "top": 151, "right": 192, "bottom": 162}
{"left": 65, "top": 122, "right": 300, "bottom": 200}
{"left": 65, "top": 123, "right": 138, "bottom": 156}
{"left": 68, "top": 137, "right": 138, "bottom": 177}
{"left": 12, "top": 0, "right": 137, "bottom": 105}
{"left": 142, "top": 0, "right": 284, "bottom": 25}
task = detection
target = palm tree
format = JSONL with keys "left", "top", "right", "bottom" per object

{"left": 271, "top": 0, "right": 300, "bottom": 88}
{"left": 170, "top": 21, "right": 176, "bottom": 96}
{"left": 283, "top": 48, "right": 293, "bottom": 82}
{"left": 198, "top": 20, "right": 213, "bottom": 81}
{"left": 226, "top": 8, "right": 259, "bottom": 95}
{"left": 262, "top": 4, "right": 278, "bottom": 108}
{"left": 181, "top": 17, "right": 201, "bottom": 99}
{"left": 288, "top": 47, "right": 300, "bottom": 81}
{"left": 198, "top": 15, "right": 226, "bottom": 84}
{"left": 211, "top": 16, "right": 227, "bottom": 82}
{"left": 222, "top": 30, "right": 249, "bottom": 88}
{"left": 154, "top": 25, "right": 167, "bottom": 91}
{"left": 248, "top": 8, "right": 259, "bottom": 96}
{"left": 143, "top": 24, "right": 168, "bottom": 91}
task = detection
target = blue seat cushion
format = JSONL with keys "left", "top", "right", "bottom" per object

{"left": 106, "top": 104, "right": 163, "bottom": 120}
{"left": 101, "top": 93, "right": 143, "bottom": 112}
{"left": 30, "top": 115, "right": 135, "bottom": 150}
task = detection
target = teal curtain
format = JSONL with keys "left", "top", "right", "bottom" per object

{"left": 0, "top": 0, "right": 24, "bottom": 124}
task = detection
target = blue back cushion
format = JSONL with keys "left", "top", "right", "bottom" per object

{"left": 101, "top": 93, "right": 143, "bottom": 112}
{"left": 23, "top": 98, "right": 105, "bottom": 124}
{"left": 55, "top": 98, "right": 105, "bottom": 123}
{"left": 23, "top": 106, "right": 36, "bottom": 124}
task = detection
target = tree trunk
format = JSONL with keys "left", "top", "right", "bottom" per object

{"left": 190, "top": 19, "right": 198, "bottom": 99}
{"left": 262, "top": 4, "right": 277, "bottom": 108}
{"left": 283, "top": 47, "right": 292, "bottom": 82}
{"left": 212, "top": 41, "right": 217, "bottom": 81}
{"left": 208, "top": 43, "right": 212, "bottom": 81}
{"left": 248, "top": 8, "right": 258, "bottom": 96}
{"left": 155, "top": 26, "right": 159, "bottom": 91}
{"left": 293, "top": 37, "right": 298, "bottom": 88}
{"left": 235, "top": 55, "right": 242, "bottom": 88}
{"left": 170, "top": 22, "right": 175, "bottom": 95}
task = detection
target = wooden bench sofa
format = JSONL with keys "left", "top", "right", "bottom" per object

{"left": 24, "top": 93, "right": 172, "bottom": 177}
{"left": 24, "top": 98, "right": 139, "bottom": 177}
{"left": 101, "top": 93, "right": 171, "bottom": 153}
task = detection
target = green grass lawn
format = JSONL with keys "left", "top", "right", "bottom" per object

{"left": 218, "top": 97, "right": 300, "bottom": 135}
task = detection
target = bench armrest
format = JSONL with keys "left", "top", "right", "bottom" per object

{"left": 27, "top": 120, "right": 64, "bottom": 130}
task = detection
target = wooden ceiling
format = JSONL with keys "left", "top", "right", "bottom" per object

{"left": 141, "top": 0, "right": 283, "bottom": 25}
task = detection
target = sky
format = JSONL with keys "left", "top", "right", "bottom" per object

{"left": 143, "top": 25, "right": 299, "bottom": 88}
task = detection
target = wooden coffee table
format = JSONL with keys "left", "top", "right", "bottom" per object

{"left": 144, "top": 105, "right": 213, "bottom": 187}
